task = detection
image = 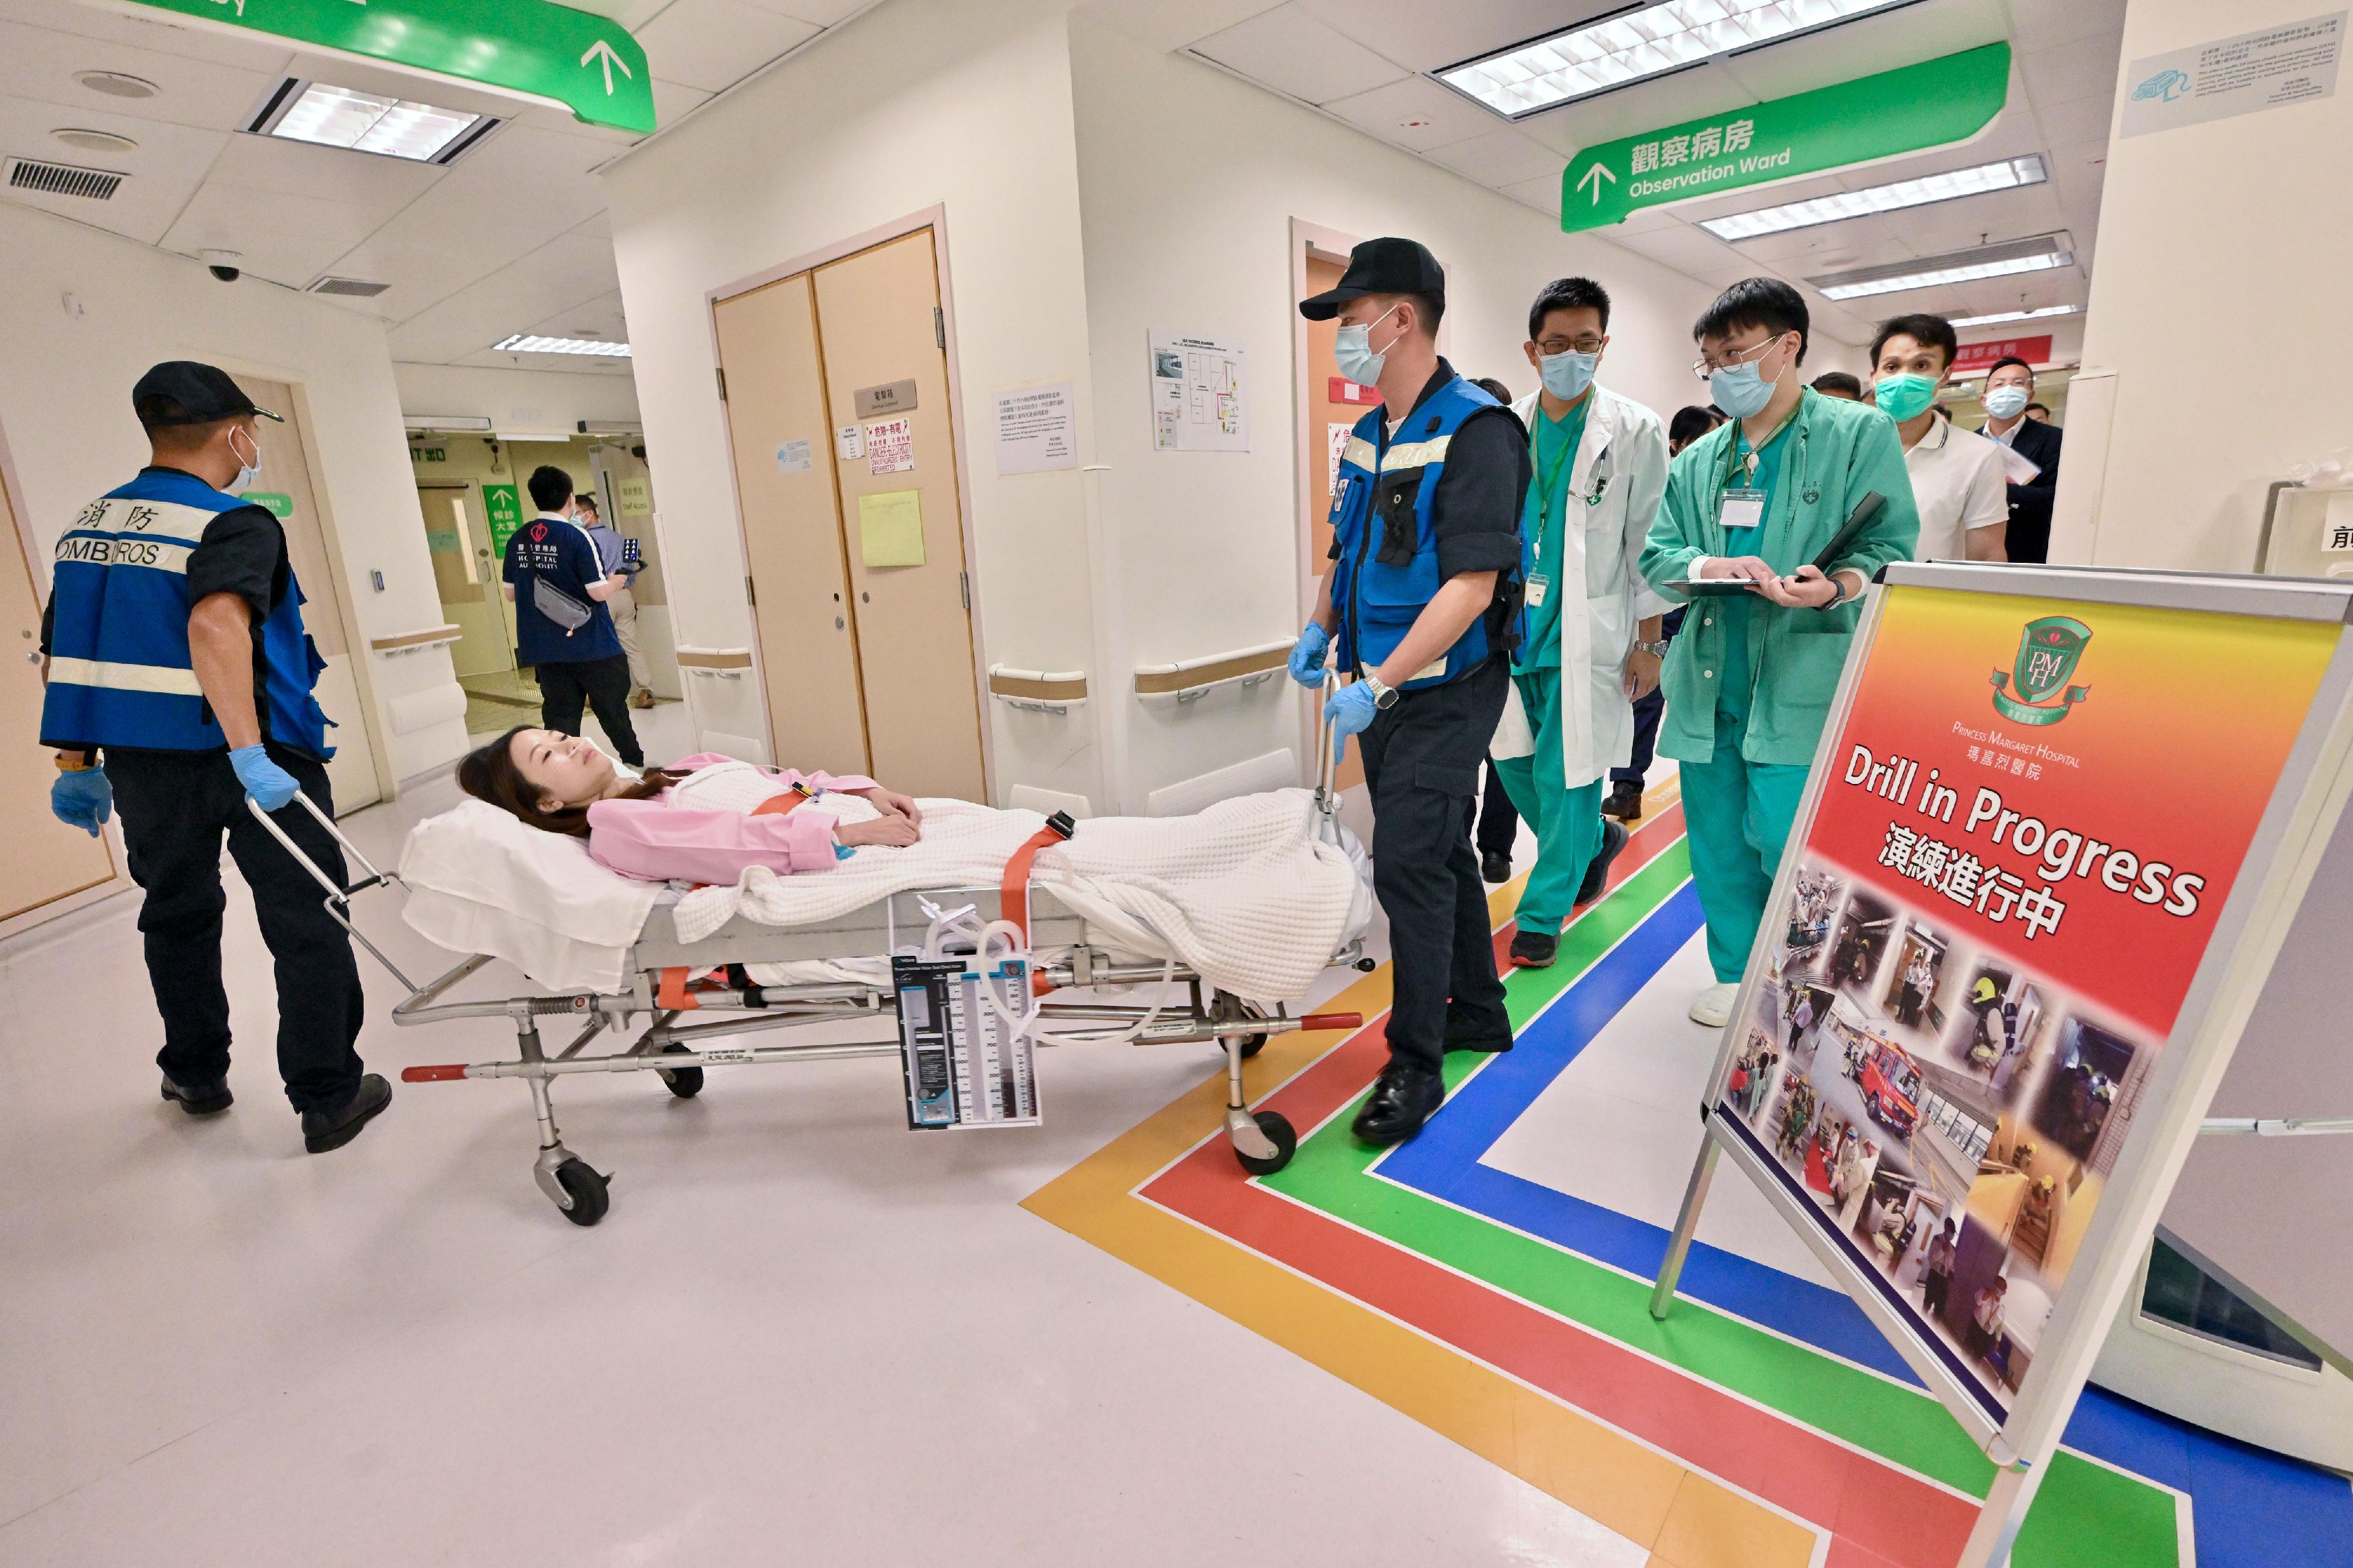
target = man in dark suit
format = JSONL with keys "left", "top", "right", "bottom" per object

{"left": 1979, "top": 355, "right": 2062, "bottom": 562}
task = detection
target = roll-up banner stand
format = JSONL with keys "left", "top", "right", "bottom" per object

{"left": 1649, "top": 562, "right": 2353, "bottom": 1567}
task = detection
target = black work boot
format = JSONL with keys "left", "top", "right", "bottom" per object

{"left": 301, "top": 1074, "right": 392, "bottom": 1155}
{"left": 1602, "top": 780, "right": 1644, "bottom": 821}
{"left": 1575, "top": 819, "right": 1631, "bottom": 906}
{"left": 1445, "top": 998, "right": 1514, "bottom": 1053}
{"left": 161, "top": 1072, "right": 233, "bottom": 1116}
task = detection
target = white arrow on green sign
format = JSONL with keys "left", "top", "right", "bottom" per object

{"left": 1559, "top": 43, "right": 2009, "bottom": 233}
{"left": 122, "top": 0, "right": 655, "bottom": 136}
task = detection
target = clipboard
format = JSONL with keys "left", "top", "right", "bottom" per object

{"left": 1667, "top": 491, "right": 1888, "bottom": 598}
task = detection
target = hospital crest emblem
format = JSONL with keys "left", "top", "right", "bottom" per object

{"left": 1991, "top": 616, "right": 2091, "bottom": 726}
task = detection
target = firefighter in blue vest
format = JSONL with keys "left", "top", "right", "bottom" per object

{"left": 40, "top": 362, "right": 389, "bottom": 1153}
{"left": 1289, "top": 239, "right": 1528, "bottom": 1145}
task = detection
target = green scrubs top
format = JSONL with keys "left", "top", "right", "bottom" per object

{"left": 1714, "top": 418, "right": 1795, "bottom": 729}
{"left": 1520, "top": 396, "right": 1591, "bottom": 669}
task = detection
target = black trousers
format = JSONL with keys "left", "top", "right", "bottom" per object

{"left": 105, "top": 746, "right": 366, "bottom": 1112}
{"left": 535, "top": 653, "right": 643, "bottom": 766}
{"left": 1358, "top": 656, "right": 1512, "bottom": 1075}
{"left": 1612, "top": 606, "right": 1685, "bottom": 788}
{"left": 1474, "top": 760, "right": 1519, "bottom": 860}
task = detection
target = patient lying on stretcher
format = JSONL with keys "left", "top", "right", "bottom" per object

{"left": 457, "top": 726, "right": 922, "bottom": 883}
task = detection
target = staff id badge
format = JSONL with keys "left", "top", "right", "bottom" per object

{"left": 1718, "top": 486, "right": 1767, "bottom": 535}
{"left": 1526, "top": 573, "right": 1550, "bottom": 608}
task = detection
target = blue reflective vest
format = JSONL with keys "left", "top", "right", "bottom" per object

{"left": 40, "top": 469, "right": 334, "bottom": 756}
{"left": 1328, "top": 374, "right": 1518, "bottom": 689}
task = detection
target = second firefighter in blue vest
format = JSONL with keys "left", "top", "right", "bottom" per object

{"left": 1289, "top": 239, "right": 1528, "bottom": 1147}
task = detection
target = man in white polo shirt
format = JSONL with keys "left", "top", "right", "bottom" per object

{"left": 1867, "top": 313, "right": 2007, "bottom": 563}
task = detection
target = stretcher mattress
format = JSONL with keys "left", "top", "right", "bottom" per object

{"left": 398, "top": 789, "right": 1369, "bottom": 1000}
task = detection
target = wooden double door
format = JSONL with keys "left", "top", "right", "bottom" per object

{"left": 712, "top": 228, "right": 985, "bottom": 799}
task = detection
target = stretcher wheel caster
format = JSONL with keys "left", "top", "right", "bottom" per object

{"left": 1232, "top": 1110, "right": 1296, "bottom": 1176}
{"left": 552, "top": 1157, "right": 610, "bottom": 1226}
{"left": 656, "top": 1043, "right": 704, "bottom": 1098}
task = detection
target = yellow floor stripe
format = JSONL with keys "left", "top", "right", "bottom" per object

{"left": 1026, "top": 763, "right": 1815, "bottom": 1566}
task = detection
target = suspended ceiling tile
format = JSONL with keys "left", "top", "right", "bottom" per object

{"left": 741, "top": 0, "right": 875, "bottom": 24}
{"left": 383, "top": 222, "right": 621, "bottom": 358}
{"left": 2018, "top": 31, "right": 2124, "bottom": 111}
{"left": 1717, "top": 0, "right": 2008, "bottom": 104}
{"left": 2032, "top": 90, "right": 2115, "bottom": 149}
{"left": 1291, "top": 0, "right": 1621, "bottom": 76}
{"left": 0, "top": 15, "right": 284, "bottom": 132}
{"left": 195, "top": 126, "right": 444, "bottom": 209}
{"left": 1421, "top": 126, "right": 1559, "bottom": 188}
{"left": 1514, "top": 62, "right": 1749, "bottom": 158}
{"left": 2006, "top": 0, "right": 2128, "bottom": 54}
{"left": 1322, "top": 74, "right": 1498, "bottom": 151}
{"left": 1189, "top": 4, "right": 1405, "bottom": 106}
{"left": 1711, "top": 213, "right": 1905, "bottom": 265}
{"left": 1073, "top": 0, "right": 1284, "bottom": 54}
{"left": 0, "top": 94, "right": 224, "bottom": 247}
{"left": 1610, "top": 222, "right": 1758, "bottom": 291}
{"left": 524, "top": 288, "right": 629, "bottom": 341}
{"left": 634, "top": 0, "right": 819, "bottom": 94}
{"left": 1494, "top": 172, "right": 1561, "bottom": 216}
{"left": 566, "top": 0, "right": 678, "bottom": 26}
{"left": 0, "top": 0, "right": 294, "bottom": 74}
{"left": 649, "top": 77, "right": 715, "bottom": 126}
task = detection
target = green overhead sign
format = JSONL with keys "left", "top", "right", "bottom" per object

{"left": 125, "top": 0, "right": 655, "bottom": 136}
{"left": 482, "top": 483, "right": 525, "bottom": 553}
{"left": 1559, "top": 43, "right": 2010, "bottom": 232}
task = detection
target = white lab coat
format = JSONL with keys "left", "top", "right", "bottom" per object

{"left": 1490, "top": 383, "right": 1674, "bottom": 788}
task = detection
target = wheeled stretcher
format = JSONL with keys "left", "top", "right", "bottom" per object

{"left": 243, "top": 730, "right": 1369, "bottom": 1225}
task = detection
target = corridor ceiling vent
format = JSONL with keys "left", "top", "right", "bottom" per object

{"left": 1951, "top": 303, "right": 2081, "bottom": 328}
{"left": 246, "top": 79, "right": 502, "bottom": 165}
{"left": 492, "top": 335, "right": 632, "bottom": 357}
{"left": 306, "top": 275, "right": 392, "bottom": 298}
{"left": 1436, "top": 0, "right": 1926, "bottom": 119}
{"left": 1701, "top": 154, "right": 2049, "bottom": 241}
{"left": 5, "top": 156, "right": 128, "bottom": 202}
{"left": 1808, "top": 233, "right": 2075, "bottom": 301}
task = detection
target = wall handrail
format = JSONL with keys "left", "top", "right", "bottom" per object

{"left": 1134, "top": 639, "right": 1290, "bottom": 701}
{"left": 988, "top": 665, "right": 1086, "bottom": 713}
{"left": 369, "top": 623, "right": 462, "bottom": 656}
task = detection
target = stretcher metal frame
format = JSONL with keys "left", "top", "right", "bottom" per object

{"left": 244, "top": 723, "right": 1367, "bottom": 1225}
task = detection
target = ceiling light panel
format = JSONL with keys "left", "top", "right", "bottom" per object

{"left": 493, "top": 335, "right": 632, "bottom": 357}
{"left": 1437, "top": 0, "right": 1922, "bottom": 119}
{"left": 1701, "top": 155, "right": 2048, "bottom": 240}
{"left": 1949, "top": 304, "right": 2081, "bottom": 328}
{"left": 1808, "top": 235, "right": 2074, "bottom": 301}
{"left": 253, "top": 81, "right": 497, "bottom": 164}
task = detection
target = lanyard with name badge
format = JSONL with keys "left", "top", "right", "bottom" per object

{"left": 1525, "top": 411, "right": 1601, "bottom": 610}
{"left": 1717, "top": 408, "right": 1797, "bottom": 539}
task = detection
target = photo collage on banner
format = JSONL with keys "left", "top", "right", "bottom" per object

{"left": 1715, "top": 584, "right": 2338, "bottom": 1419}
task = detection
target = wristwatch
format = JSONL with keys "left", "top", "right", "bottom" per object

{"left": 1818, "top": 573, "right": 1852, "bottom": 610}
{"left": 54, "top": 750, "right": 96, "bottom": 772}
{"left": 1362, "top": 674, "right": 1399, "bottom": 709}
{"left": 1634, "top": 640, "right": 1670, "bottom": 658}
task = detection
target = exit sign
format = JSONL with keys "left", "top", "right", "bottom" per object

{"left": 1953, "top": 336, "right": 2053, "bottom": 374}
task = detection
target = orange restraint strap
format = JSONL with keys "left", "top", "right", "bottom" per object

{"left": 749, "top": 782, "right": 818, "bottom": 818}
{"left": 999, "top": 810, "right": 1077, "bottom": 945}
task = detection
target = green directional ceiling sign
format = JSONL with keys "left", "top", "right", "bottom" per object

{"left": 1559, "top": 43, "right": 2009, "bottom": 233}
{"left": 124, "top": 0, "right": 654, "bottom": 136}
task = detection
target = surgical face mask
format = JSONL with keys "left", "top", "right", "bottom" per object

{"left": 1708, "top": 338, "right": 1787, "bottom": 421}
{"left": 1334, "top": 303, "right": 1404, "bottom": 385}
{"left": 1539, "top": 348, "right": 1599, "bottom": 402}
{"left": 1874, "top": 372, "right": 1939, "bottom": 423}
{"left": 226, "top": 425, "right": 262, "bottom": 494}
{"left": 1984, "top": 385, "right": 2031, "bottom": 421}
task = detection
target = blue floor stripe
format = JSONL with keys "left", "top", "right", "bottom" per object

{"left": 1375, "top": 865, "right": 2353, "bottom": 1563}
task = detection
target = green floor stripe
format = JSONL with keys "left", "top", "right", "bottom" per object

{"left": 1257, "top": 848, "right": 2181, "bottom": 1563}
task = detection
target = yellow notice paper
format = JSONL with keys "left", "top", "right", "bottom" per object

{"left": 857, "top": 488, "right": 925, "bottom": 567}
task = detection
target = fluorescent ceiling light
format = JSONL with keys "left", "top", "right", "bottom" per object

{"left": 493, "top": 335, "right": 633, "bottom": 357}
{"left": 251, "top": 80, "right": 497, "bottom": 164}
{"left": 1437, "top": 0, "right": 1922, "bottom": 119}
{"left": 1949, "top": 304, "right": 2081, "bottom": 329}
{"left": 1700, "top": 155, "right": 2048, "bottom": 240}
{"left": 403, "top": 415, "right": 495, "bottom": 432}
{"left": 1808, "top": 235, "right": 2074, "bottom": 301}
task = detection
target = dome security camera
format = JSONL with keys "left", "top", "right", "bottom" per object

{"left": 201, "top": 249, "right": 242, "bottom": 283}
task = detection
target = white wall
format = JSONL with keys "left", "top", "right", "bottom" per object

{"left": 1069, "top": 16, "right": 1725, "bottom": 812}
{"left": 2055, "top": 0, "right": 2342, "bottom": 569}
{"left": 0, "top": 205, "right": 466, "bottom": 783}
{"left": 392, "top": 362, "right": 643, "bottom": 439}
{"left": 601, "top": 0, "right": 1102, "bottom": 801}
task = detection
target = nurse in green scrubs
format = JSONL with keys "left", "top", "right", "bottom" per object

{"left": 1639, "top": 278, "right": 1919, "bottom": 1027}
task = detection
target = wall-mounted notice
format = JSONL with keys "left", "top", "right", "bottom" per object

{"left": 854, "top": 378, "right": 918, "bottom": 419}
{"left": 994, "top": 382, "right": 1078, "bottom": 475}
{"left": 1696, "top": 581, "right": 2339, "bottom": 1431}
{"left": 865, "top": 416, "right": 914, "bottom": 476}
{"left": 857, "top": 489, "right": 925, "bottom": 568}
{"left": 774, "top": 439, "right": 813, "bottom": 475}
{"left": 1950, "top": 336, "right": 2052, "bottom": 375}
{"left": 837, "top": 423, "right": 864, "bottom": 461}
{"left": 615, "top": 475, "right": 652, "bottom": 516}
{"left": 482, "top": 483, "right": 524, "bottom": 554}
{"left": 1327, "top": 423, "right": 1354, "bottom": 493}
{"left": 2122, "top": 12, "right": 2343, "bottom": 139}
{"left": 1150, "top": 331, "right": 1248, "bottom": 453}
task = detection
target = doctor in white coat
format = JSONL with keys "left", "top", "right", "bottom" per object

{"left": 1489, "top": 277, "right": 1673, "bottom": 968}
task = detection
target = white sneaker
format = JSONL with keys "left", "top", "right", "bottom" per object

{"left": 1689, "top": 982, "right": 1738, "bottom": 1027}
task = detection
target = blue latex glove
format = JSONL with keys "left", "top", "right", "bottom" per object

{"left": 1287, "top": 622, "right": 1332, "bottom": 688}
{"left": 229, "top": 745, "right": 301, "bottom": 812}
{"left": 51, "top": 766, "right": 112, "bottom": 836}
{"left": 1322, "top": 680, "right": 1379, "bottom": 763}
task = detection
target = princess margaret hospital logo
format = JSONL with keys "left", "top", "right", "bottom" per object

{"left": 1991, "top": 615, "right": 2092, "bottom": 726}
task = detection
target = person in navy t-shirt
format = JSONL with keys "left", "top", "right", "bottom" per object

{"left": 501, "top": 465, "right": 642, "bottom": 767}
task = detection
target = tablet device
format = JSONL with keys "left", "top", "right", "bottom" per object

{"left": 1665, "top": 578, "right": 1762, "bottom": 596}
{"left": 1666, "top": 492, "right": 1888, "bottom": 600}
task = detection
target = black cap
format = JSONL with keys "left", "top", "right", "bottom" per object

{"left": 1298, "top": 237, "right": 1445, "bottom": 321}
{"left": 131, "top": 361, "right": 282, "bottom": 429}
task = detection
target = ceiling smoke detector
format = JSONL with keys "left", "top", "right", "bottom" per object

{"left": 52, "top": 128, "right": 139, "bottom": 154}
{"left": 75, "top": 71, "right": 159, "bottom": 99}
